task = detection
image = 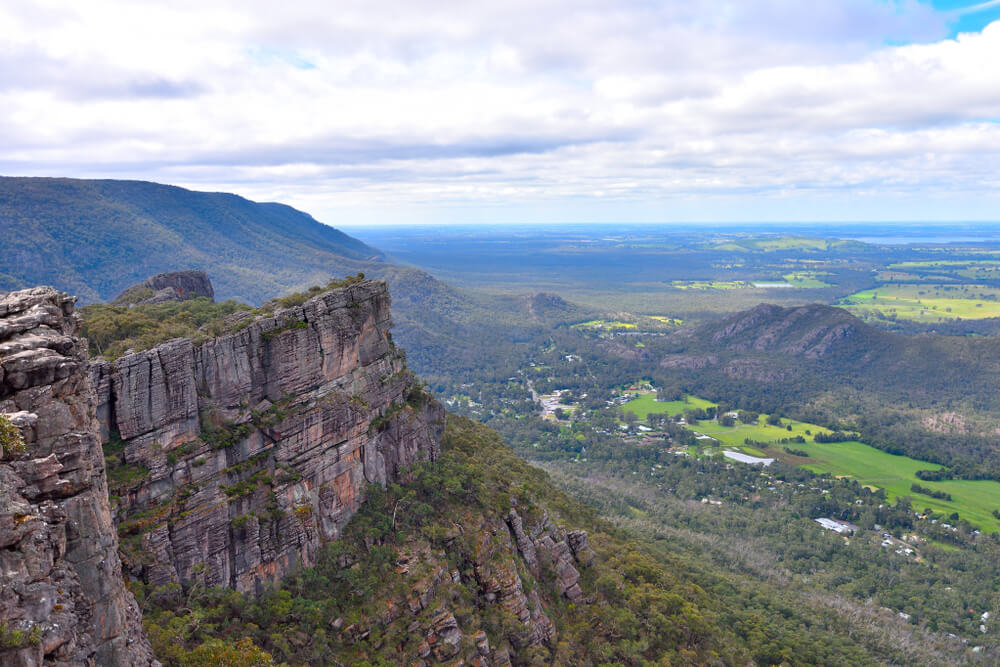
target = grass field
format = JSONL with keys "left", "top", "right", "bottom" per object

{"left": 792, "top": 440, "right": 1000, "bottom": 532}
{"left": 623, "top": 393, "right": 1000, "bottom": 531}
{"left": 840, "top": 284, "right": 1000, "bottom": 321}
{"left": 622, "top": 393, "right": 716, "bottom": 420}
{"left": 570, "top": 319, "right": 637, "bottom": 330}
{"left": 884, "top": 260, "right": 1000, "bottom": 282}
{"left": 689, "top": 415, "right": 828, "bottom": 448}
{"left": 781, "top": 271, "right": 832, "bottom": 288}
{"left": 647, "top": 315, "right": 684, "bottom": 325}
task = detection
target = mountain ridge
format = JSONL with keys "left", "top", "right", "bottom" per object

{"left": 0, "top": 176, "right": 383, "bottom": 303}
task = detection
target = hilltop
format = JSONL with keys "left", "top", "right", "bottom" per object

{"left": 653, "top": 302, "right": 1000, "bottom": 478}
{"left": 666, "top": 302, "right": 1000, "bottom": 402}
{"left": 0, "top": 177, "right": 382, "bottom": 303}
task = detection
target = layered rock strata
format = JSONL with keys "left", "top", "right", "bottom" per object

{"left": 0, "top": 287, "right": 157, "bottom": 666}
{"left": 92, "top": 279, "right": 445, "bottom": 594}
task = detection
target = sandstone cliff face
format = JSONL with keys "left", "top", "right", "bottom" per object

{"left": 0, "top": 287, "right": 157, "bottom": 666}
{"left": 93, "top": 279, "right": 445, "bottom": 594}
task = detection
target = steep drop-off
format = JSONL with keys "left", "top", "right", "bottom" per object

{"left": 90, "top": 279, "right": 445, "bottom": 593}
{"left": 0, "top": 288, "right": 157, "bottom": 666}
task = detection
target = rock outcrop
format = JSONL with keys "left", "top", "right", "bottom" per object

{"left": 333, "top": 506, "right": 595, "bottom": 663}
{"left": 0, "top": 287, "right": 157, "bottom": 666}
{"left": 93, "top": 279, "right": 445, "bottom": 594}
{"left": 114, "top": 270, "right": 215, "bottom": 305}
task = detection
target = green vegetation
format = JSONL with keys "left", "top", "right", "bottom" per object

{"left": 619, "top": 387, "right": 1000, "bottom": 532}
{"left": 80, "top": 274, "right": 371, "bottom": 360}
{"left": 911, "top": 483, "right": 952, "bottom": 501}
{"left": 80, "top": 298, "right": 253, "bottom": 359}
{"left": 569, "top": 319, "right": 637, "bottom": 330}
{"left": 622, "top": 393, "right": 716, "bottom": 420}
{"left": 103, "top": 435, "right": 150, "bottom": 494}
{"left": 138, "top": 416, "right": 752, "bottom": 665}
{"left": 711, "top": 236, "right": 862, "bottom": 252}
{"left": 781, "top": 271, "right": 833, "bottom": 287}
{"left": 0, "top": 177, "right": 382, "bottom": 304}
{"left": 841, "top": 284, "right": 1000, "bottom": 322}
{"left": 647, "top": 315, "right": 684, "bottom": 325}
{"left": 662, "top": 400, "right": 1000, "bottom": 532}
{"left": 670, "top": 280, "right": 748, "bottom": 289}
{"left": 135, "top": 414, "right": 986, "bottom": 665}
{"left": 685, "top": 413, "right": 824, "bottom": 449}
{"left": 0, "top": 414, "right": 27, "bottom": 460}
{"left": 794, "top": 439, "right": 1000, "bottom": 531}
{"left": 257, "top": 273, "right": 367, "bottom": 314}
{"left": 0, "top": 621, "right": 42, "bottom": 650}
{"left": 201, "top": 396, "right": 293, "bottom": 451}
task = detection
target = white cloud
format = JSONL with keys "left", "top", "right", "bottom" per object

{"left": 1, "top": 0, "right": 999, "bottom": 222}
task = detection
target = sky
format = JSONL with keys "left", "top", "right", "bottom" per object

{"left": 2, "top": 0, "right": 1000, "bottom": 225}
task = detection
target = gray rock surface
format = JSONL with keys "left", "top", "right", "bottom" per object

{"left": 96, "top": 279, "right": 446, "bottom": 594}
{"left": 114, "top": 270, "right": 214, "bottom": 305}
{"left": 506, "top": 508, "right": 591, "bottom": 603}
{"left": 0, "top": 287, "right": 158, "bottom": 666}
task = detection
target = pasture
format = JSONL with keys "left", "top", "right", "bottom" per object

{"left": 689, "top": 414, "right": 828, "bottom": 448}
{"left": 781, "top": 271, "right": 832, "bottom": 288}
{"left": 570, "top": 319, "right": 637, "bottom": 330}
{"left": 622, "top": 393, "right": 716, "bottom": 420}
{"left": 791, "top": 440, "right": 1000, "bottom": 532}
{"left": 622, "top": 393, "right": 1000, "bottom": 531}
{"left": 840, "top": 284, "right": 1000, "bottom": 321}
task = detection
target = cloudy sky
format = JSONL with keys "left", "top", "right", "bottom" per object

{"left": 3, "top": 0, "right": 1000, "bottom": 224}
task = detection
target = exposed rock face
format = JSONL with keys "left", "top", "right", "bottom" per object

{"left": 93, "top": 279, "right": 445, "bottom": 594}
{"left": 705, "top": 303, "right": 859, "bottom": 358}
{"left": 506, "top": 508, "right": 587, "bottom": 603}
{"left": 598, "top": 340, "right": 650, "bottom": 361}
{"left": 659, "top": 354, "right": 718, "bottom": 370}
{"left": 0, "top": 287, "right": 157, "bottom": 666}
{"left": 344, "top": 509, "right": 595, "bottom": 663}
{"left": 114, "top": 270, "right": 214, "bottom": 305}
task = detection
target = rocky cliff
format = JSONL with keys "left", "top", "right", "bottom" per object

{"left": 91, "top": 279, "right": 445, "bottom": 594}
{"left": 114, "top": 270, "right": 215, "bottom": 305}
{"left": 0, "top": 288, "right": 157, "bottom": 666}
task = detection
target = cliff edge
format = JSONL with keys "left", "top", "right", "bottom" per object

{"left": 91, "top": 279, "right": 446, "bottom": 594}
{"left": 0, "top": 287, "right": 157, "bottom": 666}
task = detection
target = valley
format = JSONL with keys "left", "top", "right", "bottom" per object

{"left": 6, "top": 181, "right": 1000, "bottom": 664}
{"left": 618, "top": 392, "right": 1000, "bottom": 532}
{"left": 7, "top": 2, "right": 1000, "bottom": 664}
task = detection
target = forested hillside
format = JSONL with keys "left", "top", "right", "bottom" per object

{"left": 648, "top": 303, "right": 1000, "bottom": 477}
{"left": 138, "top": 415, "right": 978, "bottom": 665}
{"left": 0, "top": 177, "right": 382, "bottom": 302}
{"left": 0, "top": 177, "right": 593, "bottom": 387}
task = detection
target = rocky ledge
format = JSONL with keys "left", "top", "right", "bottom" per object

{"left": 92, "top": 279, "right": 446, "bottom": 594}
{"left": 114, "top": 269, "right": 215, "bottom": 305}
{"left": 0, "top": 287, "right": 157, "bottom": 666}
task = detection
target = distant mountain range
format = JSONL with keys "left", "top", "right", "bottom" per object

{"left": 0, "top": 176, "right": 590, "bottom": 382}
{"left": 666, "top": 302, "right": 1000, "bottom": 405}
{"left": 0, "top": 176, "right": 383, "bottom": 303}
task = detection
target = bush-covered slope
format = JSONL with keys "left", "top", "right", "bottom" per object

{"left": 135, "top": 415, "right": 965, "bottom": 666}
{"left": 0, "top": 176, "right": 382, "bottom": 302}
